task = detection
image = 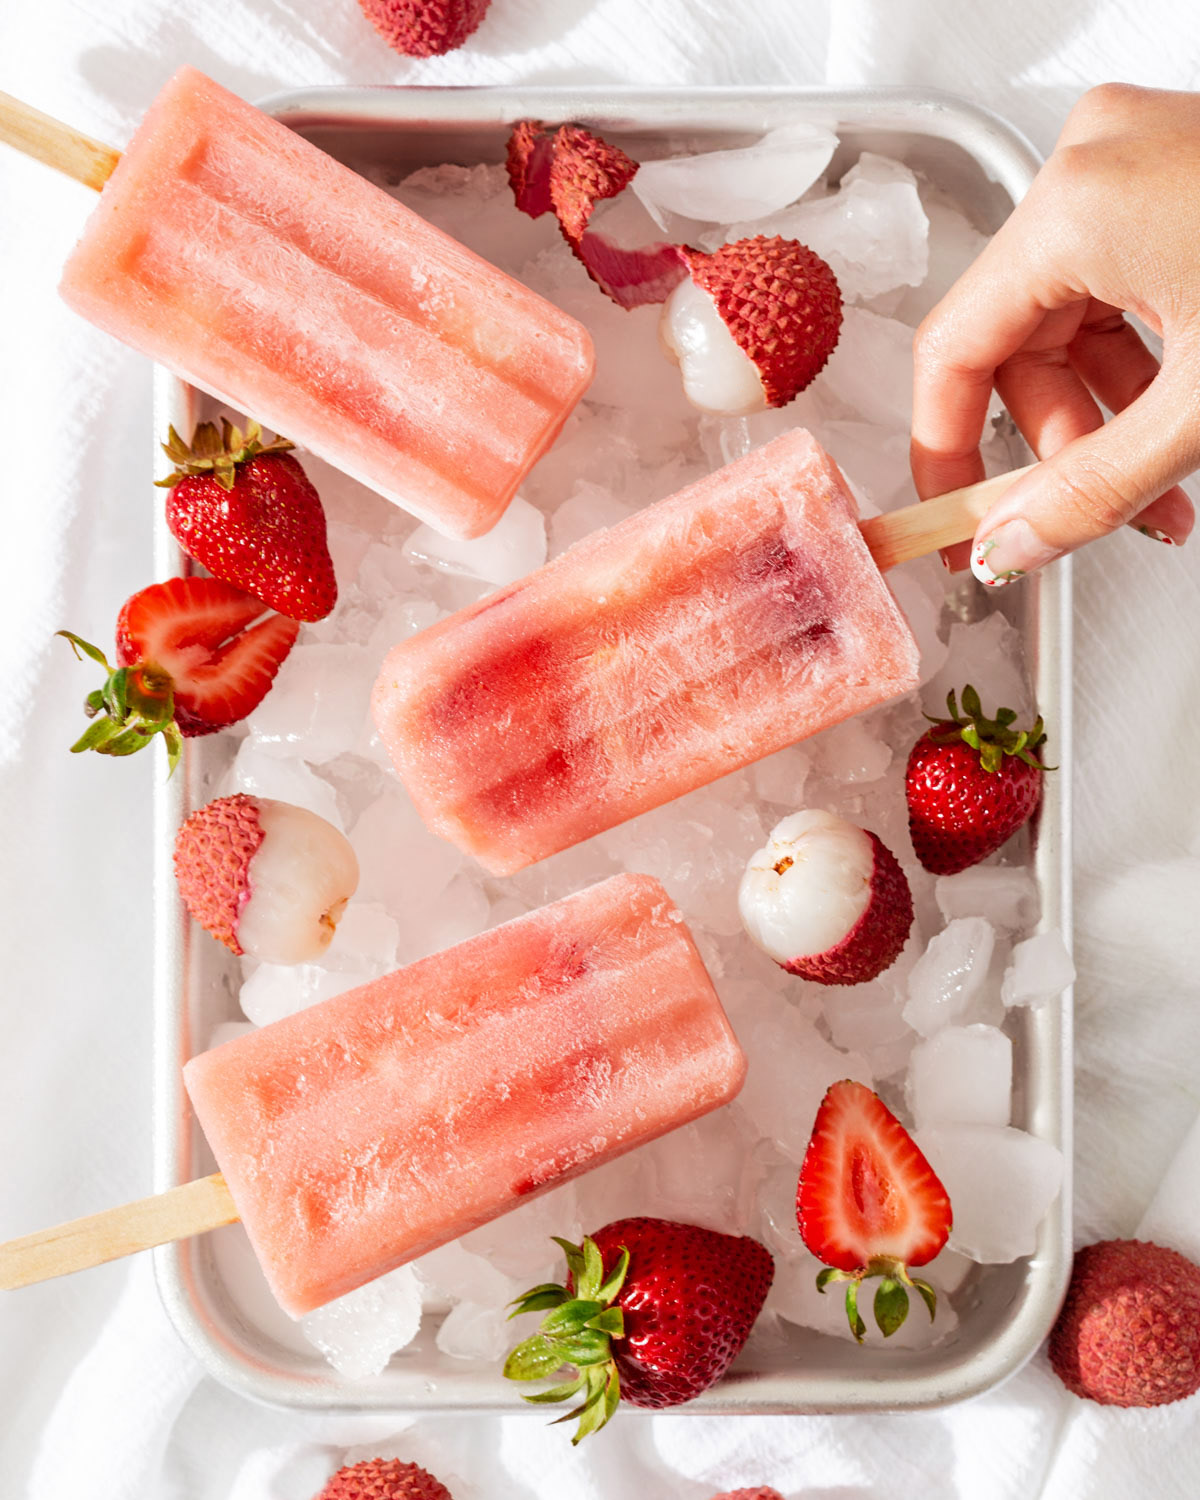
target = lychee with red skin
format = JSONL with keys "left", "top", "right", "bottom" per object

{"left": 1048, "top": 1239, "right": 1200, "bottom": 1407}
{"left": 315, "top": 1458, "right": 453, "bottom": 1500}
{"left": 357, "top": 0, "right": 489, "bottom": 58}
{"left": 738, "top": 810, "right": 914, "bottom": 985}
{"left": 173, "top": 793, "right": 358, "bottom": 964}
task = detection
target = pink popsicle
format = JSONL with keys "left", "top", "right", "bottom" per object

{"left": 183, "top": 873, "right": 744, "bottom": 1317}
{"left": 372, "top": 429, "right": 920, "bottom": 876}
{"left": 58, "top": 67, "right": 594, "bottom": 539}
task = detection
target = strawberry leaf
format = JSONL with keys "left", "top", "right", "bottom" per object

{"left": 540, "top": 1300, "right": 604, "bottom": 1337}
{"left": 595, "top": 1246, "right": 629, "bottom": 1304}
{"left": 844, "top": 1279, "right": 868, "bottom": 1344}
{"left": 503, "top": 1335, "right": 567, "bottom": 1382}
{"left": 911, "top": 1277, "right": 938, "bottom": 1323}
{"left": 873, "top": 1277, "right": 910, "bottom": 1338}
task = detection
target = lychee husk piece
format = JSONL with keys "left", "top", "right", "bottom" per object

{"left": 816, "top": 1256, "right": 939, "bottom": 1343}
{"left": 56, "top": 630, "right": 182, "bottom": 774}
{"left": 503, "top": 1234, "right": 629, "bottom": 1444}
{"left": 926, "top": 684, "right": 1050, "bottom": 773}
{"left": 155, "top": 419, "right": 295, "bottom": 493}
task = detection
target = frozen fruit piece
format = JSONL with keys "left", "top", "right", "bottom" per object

{"left": 663, "top": 236, "right": 843, "bottom": 412}
{"left": 158, "top": 420, "right": 335, "bottom": 623}
{"left": 183, "top": 874, "right": 745, "bottom": 1316}
{"left": 797, "top": 1080, "right": 952, "bottom": 1340}
{"left": 174, "top": 793, "right": 359, "bottom": 963}
{"left": 1048, "top": 1239, "right": 1200, "bottom": 1407}
{"left": 357, "top": 0, "right": 489, "bottom": 57}
{"left": 60, "top": 68, "right": 593, "bottom": 540}
{"left": 505, "top": 1217, "right": 773, "bottom": 1440}
{"left": 905, "top": 685, "right": 1047, "bottom": 875}
{"left": 316, "top": 1457, "right": 453, "bottom": 1499}
{"left": 58, "top": 577, "right": 299, "bottom": 769}
{"left": 372, "top": 429, "right": 919, "bottom": 876}
{"left": 738, "top": 810, "right": 912, "bottom": 985}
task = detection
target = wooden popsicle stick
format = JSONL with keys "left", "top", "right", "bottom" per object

{"left": 0, "top": 90, "right": 120, "bottom": 191}
{"left": 861, "top": 463, "right": 1035, "bottom": 571}
{"left": 0, "top": 1173, "right": 237, "bottom": 1290}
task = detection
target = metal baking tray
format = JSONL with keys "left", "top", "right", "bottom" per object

{"left": 152, "top": 85, "right": 1070, "bottom": 1413}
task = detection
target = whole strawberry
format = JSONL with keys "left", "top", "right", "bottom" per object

{"left": 504, "top": 1217, "right": 773, "bottom": 1441}
{"left": 905, "top": 685, "right": 1048, "bottom": 875}
{"left": 315, "top": 1457, "right": 453, "bottom": 1500}
{"left": 158, "top": 420, "right": 336, "bottom": 623}
{"left": 1048, "top": 1239, "right": 1200, "bottom": 1407}
{"left": 58, "top": 577, "right": 299, "bottom": 771}
{"left": 798, "top": 1080, "right": 952, "bottom": 1341}
{"left": 357, "top": 0, "right": 490, "bottom": 57}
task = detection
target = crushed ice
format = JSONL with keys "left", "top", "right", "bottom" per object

{"left": 204, "top": 128, "right": 1064, "bottom": 1373}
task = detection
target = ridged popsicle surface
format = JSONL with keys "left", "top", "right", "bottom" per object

{"left": 59, "top": 67, "right": 594, "bottom": 538}
{"left": 183, "top": 873, "right": 744, "bottom": 1317}
{"left": 372, "top": 429, "right": 920, "bottom": 874}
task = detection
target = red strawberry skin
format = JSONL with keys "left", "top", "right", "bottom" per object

{"left": 905, "top": 731, "right": 1043, "bottom": 875}
{"left": 711, "top": 1490, "right": 786, "bottom": 1500}
{"left": 797, "top": 1081, "right": 951, "bottom": 1274}
{"left": 357, "top": 0, "right": 489, "bottom": 57}
{"left": 166, "top": 453, "right": 336, "bottom": 623}
{"left": 683, "top": 236, "right": 842, "bottom": 406}
{"left": 173, "top": 794, "right": 264, "bottom": 954}
{"left": 783, "top": 832, "right": 913, "bottom": 986}
{"left": 589, "top": 1217, "right": 773, "bottom": 1409}
{"left": 116, "top": 577, "right": 299, "bottom": 736}
{"left": 316, "top": 1457, "right": 453, "bottom": 1500}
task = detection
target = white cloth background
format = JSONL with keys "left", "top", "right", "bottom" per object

{"left": 3, "top": 1, "right": 1200, "bottom": 1495}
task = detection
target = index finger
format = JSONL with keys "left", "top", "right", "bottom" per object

{"left": 910, "top": 232, "right": 1078, "bottom": 498}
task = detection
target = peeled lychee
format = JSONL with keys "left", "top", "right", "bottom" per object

{"left": 1048, "top": 1239, "right": 1200, "bottom": 1407}
{"left": 662, "top": 236, "right": 843, "bottom": 413}
{"left": 738, "top": 809, "right": 913, "bottom": 985}
{"left": 173, "top": 793, "right": 358, "bottom": 965}
{"left": 357, "top": 0, "right": 489, "bottom": 58}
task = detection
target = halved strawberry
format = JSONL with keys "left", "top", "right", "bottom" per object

{"left": 59, "top": 577, "right": 299, "bottom": 771}
{"left": 797, "top": 1080, "right": 952, "bottom": 1341}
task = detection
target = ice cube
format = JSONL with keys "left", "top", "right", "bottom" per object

{"left": 733, "top": 999, "right": 872, "bottom": 1161}
{"left": 548, "top": 480, "right": 637, "bottom": 558}
{"left": 404, "top": 496, "right": 547, "bottom": 587}
{"left": 398, "top": 871, "right": 491, "bottom": 965}
{"left": 823, "top": 978, "right": 912, "bottom": 1056}
{"left": 239, "top": 960, "right": 370, "bottom": 1026}
{"left": 718, "top": 154, "right": 928, "bottom": 303}
{"left": 817, "top": 307, "right": 914, "bottom": 432}
{"left": 902, "top": 918, "right": 999, "bottom": 1037}
{"left": 809, "top": 716, "right": 893, "bottom": 783}
{"left": 923, "top": 613, "right": 1032, "bottom": 724}
{"left": 751, "top": 745, "right": 813, "bottom": 806}
{"left": 394, "top": 160, "right": 554, "bottom": 275}
{"left": 886, "top": 566, "right": 950, "bottom": 687}
{"left": 243, "top": 643, "right": 376, "bottom": 765}
{"left": 893, "top": 195, "right": 990, "bottom": 327}
{"left": 300, "top": 1264, "right": 422, "bottom": 1379}
{"left": 367, "top": 596, "right": 443, "bottom": 661}
{"left": 916, "top": 1124, "right": 1065, "bottom": 1262}
{"left": 649, "top": 1111, "right": 756, "bottom": 1234}
{"left": 820, "top": 420, "right": 914, "bottom": 512}
{"left": 223, "top": 739, "right": 344, "bottom": 829}
{"left": 906, "top": 1024, "right": 1012, "bottom": 1129}
{"left": 459, "top": 1180, "right": 581, "bottom": 1283}
{"left": 1001, "top": 929, "right": 1075, "bottom": 1008}
{"left": 935, "top": 866, "right": 1040, "bottom": 933}
{"left": 435, "top": 1299, "right": 520, "bottom": 1363}
{"left": 632, "top": 123, "right": 838, "bottom": 230}
{"left": 320, "top": 901, "right": 399, "bottom": 976}
{"left": 349, "top": 787, "right": 463, "bottom": 922}
{"left": 207, "top": 1020, "right": 254, "bottom": 1050}
{"left": 412, "top": 1238, "right": 515, "bottom": 1308}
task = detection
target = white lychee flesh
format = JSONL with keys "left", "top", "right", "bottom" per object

{"left": 659, "top": 275, "right": 767, "bottom": 415}
{"left": 237, "top": 801, "right": 360, "bottom": 965}
{"left": 738, "top": 809, "right": 875, "bottom": 964}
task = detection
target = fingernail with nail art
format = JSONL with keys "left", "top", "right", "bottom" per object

{"left": 1137, "top": 525, "right": 1177, "bottom": 546}
{"left": 970, "top": 519, "right": 1062, "bottom": 589}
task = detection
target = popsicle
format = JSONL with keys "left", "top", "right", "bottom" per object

{"left": 0, "top": 875, "right": 745, "bottom": 1317}
{"left": 374, "top": 427, "right": 992, "bottom": 876}
{"left": 0, "top": 70, "right": 594, "bottom": 539}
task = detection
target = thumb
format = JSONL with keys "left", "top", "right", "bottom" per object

{"left": 970, "top": 369, "right": 1200, "bottom": 587}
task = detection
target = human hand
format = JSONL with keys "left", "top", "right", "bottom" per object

{"left": 911, "top": 83, "right": 1200, "bottom": 583}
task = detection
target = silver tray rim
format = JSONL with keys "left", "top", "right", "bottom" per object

{"left": 151, "top": 82, "right": 1072, "bottom": 1416}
